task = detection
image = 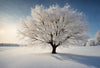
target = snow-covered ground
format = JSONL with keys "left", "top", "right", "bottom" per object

{"left": 0, "top": 46, "right": 100, "bottom": 68}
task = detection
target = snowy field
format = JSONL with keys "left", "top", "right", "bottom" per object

{"left": 0, "top": 46, "right": 100, "bottom": 68}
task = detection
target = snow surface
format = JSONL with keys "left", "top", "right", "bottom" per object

{"left": 0, "top": 46, "right": 100, "bottom": 68}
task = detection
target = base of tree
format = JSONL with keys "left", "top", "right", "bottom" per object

{"left": 52, "top": 46, "right": 57, "bottom": 54}
{"left": 51, "top": 53, "right": 57, "bottom": 54}
{"left": 52, "top": 52, "right": 57, "bottom": 54}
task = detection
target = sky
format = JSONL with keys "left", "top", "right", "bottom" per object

{"left": 0, "top": 0, "right": 100, "bottom": 43}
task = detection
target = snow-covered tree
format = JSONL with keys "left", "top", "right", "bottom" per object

{"left": 86, "top": 40, "right": 95, "bottom": 46}
{"left": 19, "top": 5, "right": 88, "bottom": 54}
{"left": 86, "top": 31, "right": 100, "bottom": 46}
{"left": 95, "top": 31, "right": 100, "bottom": 45}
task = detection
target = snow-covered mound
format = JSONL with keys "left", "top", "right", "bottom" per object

{"left": 0, "top": 46, "right": 100, "bottom": 68}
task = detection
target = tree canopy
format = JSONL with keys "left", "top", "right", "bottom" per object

{"left": 19, "top": 5, "right": 88, "bottom": 53}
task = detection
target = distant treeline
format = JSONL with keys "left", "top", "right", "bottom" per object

{"left": 0, "top": 43, "right": 20, "bottom": 47}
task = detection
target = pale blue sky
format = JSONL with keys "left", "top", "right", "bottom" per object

{"left": 0, "top": 0, "right": 100, "bottom": 43}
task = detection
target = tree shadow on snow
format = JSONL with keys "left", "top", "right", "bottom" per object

{"left": 51, "top": 53, "right": 100, "bottom": 68}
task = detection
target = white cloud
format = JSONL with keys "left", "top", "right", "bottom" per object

{"left": 0, "top": 16, "right": 19, "bottom": 44}
{"left": 0, "top": 23, "right": 18, "bottom": 43}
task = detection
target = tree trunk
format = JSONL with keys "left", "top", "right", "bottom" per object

{"left": 52, "top": 46, "right": 57, "bottom": 54}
